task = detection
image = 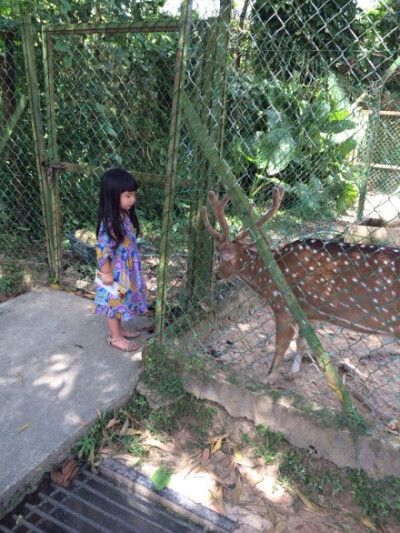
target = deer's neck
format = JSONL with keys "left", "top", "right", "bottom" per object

{"left": 237, "top": 254, "right": 275, "bottom": 295}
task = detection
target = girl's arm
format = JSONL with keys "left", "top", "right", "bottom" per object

{"left": 96, "top": 221, "right": 115, "bottom": 284}
{"left": 101, "top": 259, "right": 114, "bottom": 285}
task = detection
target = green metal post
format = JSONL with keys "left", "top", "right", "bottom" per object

{"left": 155, "top": 0, "right": 193, "bottom": 340}
{"left": 181, "top": 91, "right": 362, "bottom": 420}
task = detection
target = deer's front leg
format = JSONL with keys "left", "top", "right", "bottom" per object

{"left": 268, "top": 312, "right": 297, "bottom": 376}
{"left": 290, "top": 335, "right": 308, "bottom": 374}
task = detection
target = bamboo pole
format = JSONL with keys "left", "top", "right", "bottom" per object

{"left": 20, "top": 16, "right": 60, "bottom": 279}
{"left": 42, "top": 26, "right": 62, "bottom": 279}
{"left": 181, "top": 90, "right": 362, "bottom": 421}
{"left": 46, "top": 20, "right": 180, "bottom": 35}
{"left": 187, "top": 2, "right": 232, "bottom": 305}
{"left": 0, "top": 94, "right": 27, "bottom": 155}
{"left": 155, "top": 0, "right": 193, "bottom": 340}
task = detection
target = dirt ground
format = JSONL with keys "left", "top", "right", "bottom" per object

{"left": 200, "top": 301, "right": 400, "bottom": 428}
{"left": 109, "top": 398, "right": 400, "bottom": 533}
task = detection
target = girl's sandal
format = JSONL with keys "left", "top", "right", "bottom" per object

{"left": 121, "top": 329, "right": 140, "bottom": 339}
{"left": 107, "top": 336, "right": 139, "bottom": 352}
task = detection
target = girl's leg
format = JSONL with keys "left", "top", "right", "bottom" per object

{"left": 107, "top": 316, "right": 121, "bottom": 338}
{"left": 107, "top": 316, "right": 138, "bottom": 350}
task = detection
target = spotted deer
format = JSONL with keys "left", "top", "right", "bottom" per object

{"left": 202, "top": 187, "right": 400, "bottom": 375}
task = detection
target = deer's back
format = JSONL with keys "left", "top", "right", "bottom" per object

{"left": 275, "top": 238, "right": 400, "bottom": 337}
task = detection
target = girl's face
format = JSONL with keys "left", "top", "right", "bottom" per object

{"left": 120, "top": 190, "right": 136, "bottom": 211}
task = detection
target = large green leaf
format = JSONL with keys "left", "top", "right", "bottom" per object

{"left": 151, "top": 466, "right": 172, "bottom": 491}
{"left": 256, "top": 128, "right": 296, "bottom": 175}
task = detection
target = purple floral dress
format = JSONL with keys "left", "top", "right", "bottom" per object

{"left": 94, "top": 217, "right": 148, "bottom": 321}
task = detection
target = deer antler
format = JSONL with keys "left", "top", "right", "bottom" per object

{"left": 201, "top": 191, "right": 230, "bottom": 243}
{"left": 235, "top": 186, "right": 285, "bottom": 242}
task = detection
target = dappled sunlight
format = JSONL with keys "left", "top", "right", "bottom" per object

{"left": 166, "top": 469, "right": 216, "bottom": 505}
{"left": 33, "top": 350, "right": 81, "bottom": 401}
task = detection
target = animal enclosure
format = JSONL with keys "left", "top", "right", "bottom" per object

{"left": 1, "top": 0, "right": 400, "bottom": 428}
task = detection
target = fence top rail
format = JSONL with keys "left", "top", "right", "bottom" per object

{"left": 363, "top": 109, "right": 400, "bottom": 116}
{"left": 43, "top": 19, "right": 180, "bottom": 35}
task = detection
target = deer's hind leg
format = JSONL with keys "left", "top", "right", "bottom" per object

{"left": 268, "top": 311, "right": 298, "bottom": 376}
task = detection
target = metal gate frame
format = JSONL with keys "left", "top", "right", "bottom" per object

{"left": 20, "top": 6, "right": 191, "bottom": 291}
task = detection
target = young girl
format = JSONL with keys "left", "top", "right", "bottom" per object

{"left": 94, "top": 168, "right": 148, "bottom": 351}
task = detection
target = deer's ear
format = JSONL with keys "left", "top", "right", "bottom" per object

{"left": 220, "top": 249, "right": 235, "bottom": 262}
{"left": 246, "top": 243, "right": 258, "bottom": 253}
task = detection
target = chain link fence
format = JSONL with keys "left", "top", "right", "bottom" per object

{"left": 0, "top": 23, "right": 46, "bottom": 297}
{"left": 1, "top": 0, "right": 400, "bottom": 426}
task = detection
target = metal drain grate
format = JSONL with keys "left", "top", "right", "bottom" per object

{"left": 0, "top": 463, "right": 235, "bottom": 532}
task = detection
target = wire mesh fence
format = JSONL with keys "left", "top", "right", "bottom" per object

{"left": 0, "top": 25, "right": 46, "bottom": 292}
{"left": 1, "top": 0, "right": 400, "bottom": 425}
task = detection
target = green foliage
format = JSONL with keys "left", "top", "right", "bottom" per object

{"left": 0, "top": 276, "right": 17, "bottom": 294}
{"left": 142, "top": 341, "right": 216, "bottom": 437}
{"left": 346, "top": 469, "right": 400, "bottom": 523}
{"left": 249, "top": 0, "right": 363, "bottom": 83}
{"left": 253, "top": 425, "right": 285, "bottom": 464}
{"left": 230, "top": 72, "right": 359, "bottom": 219}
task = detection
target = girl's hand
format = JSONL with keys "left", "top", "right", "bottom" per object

{"left": 102, "top": 272, "right": 114, "bottom": 285}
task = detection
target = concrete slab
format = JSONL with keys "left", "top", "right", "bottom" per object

{"left": 0, "top": 288, "right": 151, "bottom": 517}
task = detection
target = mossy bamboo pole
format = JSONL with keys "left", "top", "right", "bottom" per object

{"left": 155, "top": 0, "right": 193, "bottom": 340}
{"left": 45, "top": 20, "right": 180, "bottom": 35}
{"left": 42, "top": 26, "right": 62, "bottom": 279}
{"left": 187, "top": 3, "right": 232, "bottom": 305}
{"left": 181, "top": 90, "right": 362, "bottom": 420}
{"left": 0, "top": 94, "right": 27, "bottom": 155}
{"left": 20, "top": 16, "right": 60, "bottom": 279}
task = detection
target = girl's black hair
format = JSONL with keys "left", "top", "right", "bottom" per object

{"left": 96, "top": 168, "right": 140, "bottom": 248}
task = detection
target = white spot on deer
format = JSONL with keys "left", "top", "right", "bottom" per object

{"left": 309, "top": 266, "right": 315, "bottom": 271}
{"left": 373, "top": 298, "right": 378, "bottom": 304}
{"left": 273, "top": 291, "right": 280, "bottom": 298}
{"left": 344, "top": 261, "right": 349, "bottom": 265}
{"left": 383, "top": 308, "right": 389, "bottom": 313}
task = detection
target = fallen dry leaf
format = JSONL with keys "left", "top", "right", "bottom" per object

{"left": 16, "top": 372, "right": 23, "bottom": 386}
{"left": 232, "top": 470, "right": 242, "bottom": 505}
{"left": 106, "top": 417, "right": 119, "bottom": 429}
{"left": 211, "top": 436, "right": 222, "bottom": 454}
{"left": 119, "top": 417, "right": 130, "bottom": 437}
{"left": 17, "top": 423, "right": 31, "bottom": 434}
{"left": 360, "top": 517, "right": 377, "bottom": 531}
{"left": 289, "top": 485, "right": 327, "bottom": 515}
{"left": 51, "top": 459, "right": 78, "bottom": 488}
{"left": 76, "top": 417, "right": 88, "bottom": 426}
{"left": 124, "top": 428, "right": 142, "bottom": 436}
{"left": 143, "top": 438, "right": 172, "bottom": 452}
{"left": 201, "top": 448, "right": 211, "bottom": 466}
{"left": 210, "top": 483, "right": 226, "bottom": 515}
